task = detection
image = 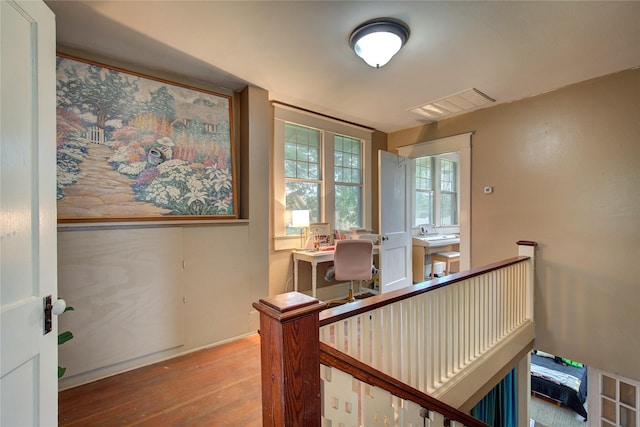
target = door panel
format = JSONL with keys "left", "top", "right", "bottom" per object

{"left": 1, "top": 1, "right": 57, "bottom": 425}
{"left": 378, "top": 151, "right": 412, "bottom": 293}
{"left": 3, "top": 360, "right": 37, "bottom": 426}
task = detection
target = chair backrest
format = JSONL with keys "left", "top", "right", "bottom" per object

{"left": 333, "top": 239, "right": 374, "bottom": 281}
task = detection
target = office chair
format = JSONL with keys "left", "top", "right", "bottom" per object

{"left": 326, "top": 239, "right": 374, "bottom": 307}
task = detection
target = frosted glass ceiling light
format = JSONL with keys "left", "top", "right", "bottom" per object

{"left": 350, "top": 18, "right": 410, "bottom": 68}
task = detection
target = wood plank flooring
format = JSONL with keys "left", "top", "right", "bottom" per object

{"left": 59, "top": 334, "right": 262, "bottom": 426}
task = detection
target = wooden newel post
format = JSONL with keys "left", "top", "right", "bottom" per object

{"left": 252, "top": 292, "right": 326, "bottom": 426}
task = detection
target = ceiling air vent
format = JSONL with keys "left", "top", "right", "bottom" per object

{"left": 409, "top": 88, "right": 495, "bottom": 121}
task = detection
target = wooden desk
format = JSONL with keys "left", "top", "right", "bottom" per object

{"left": 293, "top": 246, "right": 379, "bottom": 297}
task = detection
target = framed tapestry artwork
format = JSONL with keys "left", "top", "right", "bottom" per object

{"left": 55, "top": 54, "right": 237, "bottom": 222}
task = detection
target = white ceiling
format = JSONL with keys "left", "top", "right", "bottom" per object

{"left": 45, "top": 1, "right": 640, "bottom": 133}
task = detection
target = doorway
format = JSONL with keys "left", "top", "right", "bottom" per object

{"left": 396, "top": 132, "right": 471, "bottom": 271}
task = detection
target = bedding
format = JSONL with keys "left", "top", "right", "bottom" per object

{"left": 531, "top": 352, "right": 588, "bottom": 420}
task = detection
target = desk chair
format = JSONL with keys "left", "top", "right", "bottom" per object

{"left": 326, "top": 240, "right": 374, "bottom": 306}
{"left": 431, "top": 251, "right": 460, "bottom": 279}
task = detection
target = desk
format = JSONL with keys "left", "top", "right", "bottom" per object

{"left": 293, "top": 247, "right": 379, "bottom": 297}
{"left": 412, "top": 238, "right": 460, "bottom": 283}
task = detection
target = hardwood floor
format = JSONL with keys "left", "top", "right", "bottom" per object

{"left": 59, "top": 334, "right": 262, "bottom": 426}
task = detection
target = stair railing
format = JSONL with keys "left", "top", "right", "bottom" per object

{"left": 253, "top": 241, "right": 536, "bottom": 426}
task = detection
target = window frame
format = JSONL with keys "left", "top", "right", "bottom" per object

{"left": 273, "top": 104, "right": 372, "bottom": 250}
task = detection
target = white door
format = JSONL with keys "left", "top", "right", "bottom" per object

{"left": 378, "top": 150, "right": 412, "bottom": 293}
{"left": 1, "top": 1, "right": 58, "bottom": 426}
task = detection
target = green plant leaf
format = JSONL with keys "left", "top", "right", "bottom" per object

{"left": 58, "top": 331, "right": 74, "bottom": 345}
{"left": 58, "top": 366, "right": 66, "bottom": 379}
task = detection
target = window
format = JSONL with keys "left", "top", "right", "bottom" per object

{"left": 274, "top": 104, "right": 372, "bottom": 250}
{"left": 593, "top": 368, "right": 640, "bottom": 427}
{"left": 284, "top": 123, "right": 322, "bottom": 226}
{"left": 334, "top": 134, "right": 363, "bottom": 230}
{"left": 415, "top": 156, "right": 434, "bottom": 225}
{"left": 440, "top": 158, "right": 458, "bottom": 225}
{"left": 414, "top": 153, "right": 459, "bottom": 227}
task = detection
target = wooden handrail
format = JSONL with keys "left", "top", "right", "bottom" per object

{"left": 320, "top": 342, "right": 489, "bottom": 427}
{"left": 320, "top": 255, "right": 530, "bottom": 327}
{"left": 254, "top": 241, "right": 537, "bottom": 426}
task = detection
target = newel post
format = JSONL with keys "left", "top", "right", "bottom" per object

{"left": 252, "top": 292, "right": 326, "bottom": 426}
{"left": 516, "top": 240, "right": 537, "bottom": 320}
{"left": 516, "top": 240, "right": 537, "bottom": 427}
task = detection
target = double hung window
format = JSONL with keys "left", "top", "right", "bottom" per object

{"left": 415, "top": 157, "right": 434, "bottom": 225}
{"left": 333, "top": 134, "right": 363, "bottom": 230}
{"left": 413, "top": 153, "right": 459, "bottom": 227}
{"left": 284, "top": 124, "right": 322, "bottom": 226}
{"left": 274, "top": 105, "right": 372, "bottom": 249}
{"left": 439, "top": 158, "right": 458, "bottom": 226}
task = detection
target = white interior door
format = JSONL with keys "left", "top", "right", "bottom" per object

{"left": 378, "top": 150, "right": 412, "bottom": 293}
{"left": 1, "top": 1, "right": 58, "bottom": 425}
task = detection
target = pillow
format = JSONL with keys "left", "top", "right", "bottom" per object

{"left": 561, "top": 357, "right": 584, "bottom": 368}
{"left": 535, "top": 350, "right": 555, "bottom": 359}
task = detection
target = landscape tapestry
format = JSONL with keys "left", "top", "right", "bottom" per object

{"left": 56, "top": 55, "right": 236, "bottom": 222}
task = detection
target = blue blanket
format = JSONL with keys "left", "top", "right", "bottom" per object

{"left": 531, "top": 353, "right": 588, "bottom": 420}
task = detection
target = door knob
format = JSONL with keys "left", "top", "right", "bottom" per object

{"left": 52, "top": 298, "right": 67, "bottom": 316}
{"left": 44, "top": 296, "right": 67, "bottom": 334}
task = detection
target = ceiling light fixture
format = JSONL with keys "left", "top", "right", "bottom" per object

{"left": 350, "top": 18, "right": 410, "bottom": 69}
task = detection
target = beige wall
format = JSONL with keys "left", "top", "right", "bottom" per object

{"left": 370, "top": 130, "right": 388, "bottom": 234}
{"left": 57, "top": 49, "right": 271, "bottom": 388}
{"left": 388, "top": 69, "right": 640, "bottom": 382}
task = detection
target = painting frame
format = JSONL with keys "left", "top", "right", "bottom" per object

{"left": 55, "top": 53, "right": 237, "bottom": 223}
